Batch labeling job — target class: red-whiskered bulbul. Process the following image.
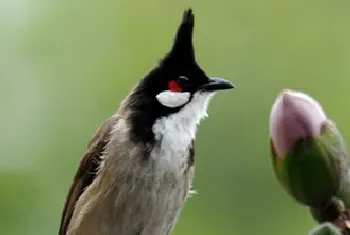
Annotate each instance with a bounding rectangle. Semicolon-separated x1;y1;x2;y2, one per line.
58;8;234;235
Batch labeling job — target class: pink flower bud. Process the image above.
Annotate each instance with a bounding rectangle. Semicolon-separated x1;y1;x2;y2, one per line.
269;90;328;157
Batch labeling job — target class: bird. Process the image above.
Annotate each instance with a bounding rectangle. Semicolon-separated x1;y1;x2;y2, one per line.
58;8;234;235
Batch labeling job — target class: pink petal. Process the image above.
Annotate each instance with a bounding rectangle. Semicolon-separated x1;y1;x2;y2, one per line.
269;90;327;157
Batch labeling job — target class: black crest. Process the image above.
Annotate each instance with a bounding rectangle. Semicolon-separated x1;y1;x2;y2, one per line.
164;8;196;65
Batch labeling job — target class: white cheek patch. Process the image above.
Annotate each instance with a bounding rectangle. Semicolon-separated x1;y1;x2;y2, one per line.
156;91;191;108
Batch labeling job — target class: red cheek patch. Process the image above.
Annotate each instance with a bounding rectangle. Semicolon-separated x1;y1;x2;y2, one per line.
168;80;182;92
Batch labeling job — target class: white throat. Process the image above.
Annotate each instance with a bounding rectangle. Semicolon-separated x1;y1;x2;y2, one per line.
151;92;215;166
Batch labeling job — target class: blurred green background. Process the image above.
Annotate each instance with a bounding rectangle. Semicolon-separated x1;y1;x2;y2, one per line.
1;0;350;234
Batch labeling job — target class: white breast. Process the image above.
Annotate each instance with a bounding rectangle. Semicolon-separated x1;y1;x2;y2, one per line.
89;92;216;235
151;92;214;169
136;92;214;235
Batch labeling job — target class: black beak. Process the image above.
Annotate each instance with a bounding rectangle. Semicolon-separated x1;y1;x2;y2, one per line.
200;77;235;92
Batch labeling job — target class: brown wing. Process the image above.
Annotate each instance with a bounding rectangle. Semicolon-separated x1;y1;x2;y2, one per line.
58;116;118;235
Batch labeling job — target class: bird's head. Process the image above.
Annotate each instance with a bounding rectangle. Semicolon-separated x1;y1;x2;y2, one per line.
125;8;234;142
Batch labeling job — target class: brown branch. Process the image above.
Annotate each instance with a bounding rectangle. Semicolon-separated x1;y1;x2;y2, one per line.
322;198;350;235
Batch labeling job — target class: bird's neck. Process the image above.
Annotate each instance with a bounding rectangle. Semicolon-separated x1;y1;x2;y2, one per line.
122;90;214;144
152;92;214;141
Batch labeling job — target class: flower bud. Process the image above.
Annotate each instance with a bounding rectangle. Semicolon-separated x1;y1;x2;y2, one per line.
269;90;347;208
269;90;327;157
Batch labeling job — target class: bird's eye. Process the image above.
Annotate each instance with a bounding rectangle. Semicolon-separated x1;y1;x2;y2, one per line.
178;76;190;85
